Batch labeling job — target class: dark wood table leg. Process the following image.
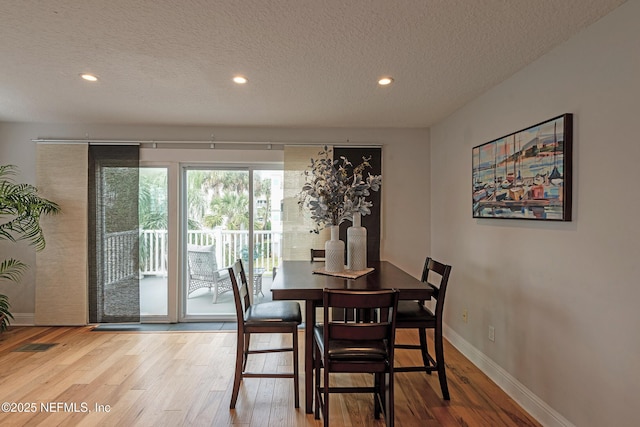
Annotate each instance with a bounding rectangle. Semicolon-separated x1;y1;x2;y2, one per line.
305;299;315;414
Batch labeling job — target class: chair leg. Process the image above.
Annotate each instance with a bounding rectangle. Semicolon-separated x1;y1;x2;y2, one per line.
314;341;321;419
292;327;300;408
386;371;394;427
434;326;450;400
418;328;432;375
374;372;382;419
242;333;251;372
230;331;244;409
213;282;219;303
323;357;330;427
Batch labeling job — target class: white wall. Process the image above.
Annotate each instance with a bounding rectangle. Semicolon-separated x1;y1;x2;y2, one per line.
0;124;429;316
430;2;640;426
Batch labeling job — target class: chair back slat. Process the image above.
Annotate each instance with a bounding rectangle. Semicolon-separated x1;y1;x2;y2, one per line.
329;322;391;341
322;289;399;356
310;249;326;261
229;260;251;326
326;290;396;310
422;257;452;319
411;257;453;320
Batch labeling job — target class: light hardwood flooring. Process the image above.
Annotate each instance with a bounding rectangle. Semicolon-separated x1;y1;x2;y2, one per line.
0;326;541;426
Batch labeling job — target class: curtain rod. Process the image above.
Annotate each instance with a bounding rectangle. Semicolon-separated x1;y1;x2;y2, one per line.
31;138;382;147
32;138;267;145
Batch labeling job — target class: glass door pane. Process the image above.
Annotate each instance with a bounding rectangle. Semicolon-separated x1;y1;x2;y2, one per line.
252;170;283;303
185;168;249;318
139;167;168;317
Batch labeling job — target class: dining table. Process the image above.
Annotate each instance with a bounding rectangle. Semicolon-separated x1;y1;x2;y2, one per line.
270;260;434;414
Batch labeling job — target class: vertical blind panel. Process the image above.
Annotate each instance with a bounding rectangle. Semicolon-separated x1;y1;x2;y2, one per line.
334;147;382;262
282;145;329;260
88;145;140;323
35;143;89;325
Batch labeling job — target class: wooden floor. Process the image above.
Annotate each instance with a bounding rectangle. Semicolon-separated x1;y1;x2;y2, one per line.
0;326;541;427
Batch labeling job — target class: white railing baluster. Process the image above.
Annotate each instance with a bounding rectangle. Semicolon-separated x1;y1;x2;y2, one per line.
135;229;281;277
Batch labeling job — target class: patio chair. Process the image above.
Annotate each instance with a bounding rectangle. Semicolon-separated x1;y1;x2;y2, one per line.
252;268;265;298
187;245;233;303
241;247;265;298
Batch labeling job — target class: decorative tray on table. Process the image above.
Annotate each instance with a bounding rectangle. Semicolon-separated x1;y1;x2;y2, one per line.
312;267;375;279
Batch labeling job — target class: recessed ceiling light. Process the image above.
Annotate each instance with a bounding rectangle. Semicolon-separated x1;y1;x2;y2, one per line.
378;77;393;86
81;73;98;82
233;75;248;84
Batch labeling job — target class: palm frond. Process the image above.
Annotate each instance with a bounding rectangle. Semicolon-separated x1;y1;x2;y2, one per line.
0;166;60;251
0;164;18;181
0;294;14;332
0;259;28;283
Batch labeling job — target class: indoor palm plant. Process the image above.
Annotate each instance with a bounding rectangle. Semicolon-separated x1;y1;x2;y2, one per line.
0;165;60;332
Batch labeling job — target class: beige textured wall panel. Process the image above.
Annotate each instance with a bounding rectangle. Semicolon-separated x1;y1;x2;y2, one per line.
283;146;328;261
35;143;88;325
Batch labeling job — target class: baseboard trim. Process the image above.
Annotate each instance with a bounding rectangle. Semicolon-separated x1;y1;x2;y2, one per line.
444;325;574;427
10;313;35;326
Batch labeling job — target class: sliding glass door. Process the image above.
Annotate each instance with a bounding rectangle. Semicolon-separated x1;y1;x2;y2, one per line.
139;167;169;317
183;166;282;320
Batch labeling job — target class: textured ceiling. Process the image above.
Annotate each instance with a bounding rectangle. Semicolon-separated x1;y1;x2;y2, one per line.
0;0;626;128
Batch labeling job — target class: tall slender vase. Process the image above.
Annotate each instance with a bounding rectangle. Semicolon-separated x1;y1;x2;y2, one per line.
347;213;367;271
324;225;345;273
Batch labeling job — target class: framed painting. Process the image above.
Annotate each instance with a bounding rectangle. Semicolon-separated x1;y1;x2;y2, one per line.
472;113;573;221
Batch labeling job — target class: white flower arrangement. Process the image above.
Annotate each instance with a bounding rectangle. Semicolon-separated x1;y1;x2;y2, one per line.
298;146;382;233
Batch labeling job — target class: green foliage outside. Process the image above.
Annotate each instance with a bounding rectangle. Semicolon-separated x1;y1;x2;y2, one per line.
138;169;278;270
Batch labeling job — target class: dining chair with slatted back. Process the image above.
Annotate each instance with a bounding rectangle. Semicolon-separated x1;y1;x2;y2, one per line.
310;248;326;261
394;257;452;400
314;288;399;427
228;259;302;409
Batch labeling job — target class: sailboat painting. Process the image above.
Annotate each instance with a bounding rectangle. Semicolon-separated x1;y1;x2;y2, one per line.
472;113;573;221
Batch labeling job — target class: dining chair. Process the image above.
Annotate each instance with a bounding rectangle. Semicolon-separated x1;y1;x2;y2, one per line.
314;289;399;427
310;248;326;261
228;259;302;409
394;257;452;400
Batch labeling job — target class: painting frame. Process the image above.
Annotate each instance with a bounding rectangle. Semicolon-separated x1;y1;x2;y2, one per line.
472;113;573;221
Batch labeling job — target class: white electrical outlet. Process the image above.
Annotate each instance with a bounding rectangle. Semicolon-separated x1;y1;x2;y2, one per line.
488;326;495;342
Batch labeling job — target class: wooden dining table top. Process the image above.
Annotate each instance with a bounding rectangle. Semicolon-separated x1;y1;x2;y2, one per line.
271;260;433;301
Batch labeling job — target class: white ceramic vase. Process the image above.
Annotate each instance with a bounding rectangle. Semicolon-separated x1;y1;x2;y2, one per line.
324;225;345;273
347;213;367;271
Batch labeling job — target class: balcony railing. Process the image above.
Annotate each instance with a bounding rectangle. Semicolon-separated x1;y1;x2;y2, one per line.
139;229;282;276
104;230;139;285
